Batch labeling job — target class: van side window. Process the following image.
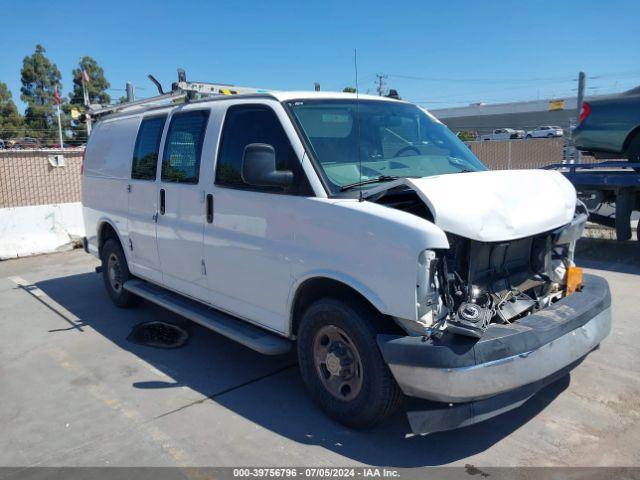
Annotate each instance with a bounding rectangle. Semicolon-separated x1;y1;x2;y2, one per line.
216;105;299;191
161;110;209;184
131;116;166;180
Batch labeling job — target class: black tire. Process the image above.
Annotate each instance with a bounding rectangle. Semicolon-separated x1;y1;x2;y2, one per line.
615;188;634;242
101;239;140;308
526;134;532;139
297;297;403;429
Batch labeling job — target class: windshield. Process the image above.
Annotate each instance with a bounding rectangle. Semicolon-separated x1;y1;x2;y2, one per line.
286;99;486;194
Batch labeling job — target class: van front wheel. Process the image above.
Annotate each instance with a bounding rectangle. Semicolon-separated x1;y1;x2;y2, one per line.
101;239;139;308
297;297;402;429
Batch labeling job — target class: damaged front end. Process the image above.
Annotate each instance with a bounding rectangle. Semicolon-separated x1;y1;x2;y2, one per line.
387;194;589;340
369;171;610;434
364;169;590;339
425;202;587;339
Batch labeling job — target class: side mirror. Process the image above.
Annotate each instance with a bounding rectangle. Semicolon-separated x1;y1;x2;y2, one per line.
241;143;293;188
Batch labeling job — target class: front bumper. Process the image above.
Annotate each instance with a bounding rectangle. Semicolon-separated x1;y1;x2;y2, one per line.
377;274;611;432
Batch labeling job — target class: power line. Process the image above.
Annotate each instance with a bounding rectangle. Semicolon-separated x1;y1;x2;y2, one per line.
387;70;640;85
391;74;570;85
108;86;147;92
407;79;640;108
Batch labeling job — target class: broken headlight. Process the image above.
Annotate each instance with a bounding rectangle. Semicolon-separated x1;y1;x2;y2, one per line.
395;250;447;336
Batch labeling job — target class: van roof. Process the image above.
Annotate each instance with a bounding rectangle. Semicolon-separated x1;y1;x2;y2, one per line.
270;91;402;102
100;90;406;121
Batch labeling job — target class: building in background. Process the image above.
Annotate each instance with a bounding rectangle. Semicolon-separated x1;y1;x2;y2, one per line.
430;96;604;137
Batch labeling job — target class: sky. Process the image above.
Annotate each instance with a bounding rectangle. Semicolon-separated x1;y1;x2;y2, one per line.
2;0;639;113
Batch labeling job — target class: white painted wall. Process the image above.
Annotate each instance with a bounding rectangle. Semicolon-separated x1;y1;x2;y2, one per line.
0;202;85;260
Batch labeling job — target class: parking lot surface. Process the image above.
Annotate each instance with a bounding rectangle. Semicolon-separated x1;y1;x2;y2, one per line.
1;239;639;468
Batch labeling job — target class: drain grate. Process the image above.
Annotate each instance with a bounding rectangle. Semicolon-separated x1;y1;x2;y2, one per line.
128;321;189;349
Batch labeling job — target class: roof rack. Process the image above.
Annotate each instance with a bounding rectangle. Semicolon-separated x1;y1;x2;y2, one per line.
87;69;274;119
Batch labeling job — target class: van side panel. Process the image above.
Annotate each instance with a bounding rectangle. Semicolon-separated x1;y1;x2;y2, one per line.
82;116;141;259
84;117;140;179
286;198;449;331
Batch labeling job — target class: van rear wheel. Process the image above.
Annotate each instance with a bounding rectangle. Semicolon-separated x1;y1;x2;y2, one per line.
297;297;403;429
101;239;139;308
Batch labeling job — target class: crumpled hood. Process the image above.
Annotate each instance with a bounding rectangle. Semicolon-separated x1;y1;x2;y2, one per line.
367;169;577;242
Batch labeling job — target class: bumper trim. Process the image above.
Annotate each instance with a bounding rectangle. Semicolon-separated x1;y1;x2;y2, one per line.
389;307;610;403
405;357;580;435
378;274;611;403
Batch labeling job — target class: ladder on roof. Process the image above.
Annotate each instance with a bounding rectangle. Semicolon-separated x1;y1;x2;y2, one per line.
87;69;273;119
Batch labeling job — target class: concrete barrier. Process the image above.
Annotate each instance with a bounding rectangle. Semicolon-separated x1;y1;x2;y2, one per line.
0;202;84;259
0;150;85;259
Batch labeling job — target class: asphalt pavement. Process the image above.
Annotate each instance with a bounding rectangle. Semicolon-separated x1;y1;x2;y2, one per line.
1;239;639;468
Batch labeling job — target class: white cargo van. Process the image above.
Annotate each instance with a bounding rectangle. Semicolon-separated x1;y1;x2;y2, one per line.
82;88;611;434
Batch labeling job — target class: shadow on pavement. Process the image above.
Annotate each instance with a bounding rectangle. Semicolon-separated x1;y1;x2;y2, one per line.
36;272;570;468
576;237;640;274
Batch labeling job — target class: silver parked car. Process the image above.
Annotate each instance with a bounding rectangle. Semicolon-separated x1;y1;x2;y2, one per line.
526;125;564;138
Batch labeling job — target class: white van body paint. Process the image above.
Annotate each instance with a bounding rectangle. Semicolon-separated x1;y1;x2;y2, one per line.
82;91;576;336
284;196;449;329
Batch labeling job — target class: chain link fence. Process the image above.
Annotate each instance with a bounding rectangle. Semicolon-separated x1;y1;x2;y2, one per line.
467;138;599;170
0;149;83;208
0;141;608;210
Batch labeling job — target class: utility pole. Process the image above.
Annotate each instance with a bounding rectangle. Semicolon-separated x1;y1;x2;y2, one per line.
55;95;64;150
570;71;586;163
80;65;92;136
375;74;388;96
576;71;586;125
126;82;135;102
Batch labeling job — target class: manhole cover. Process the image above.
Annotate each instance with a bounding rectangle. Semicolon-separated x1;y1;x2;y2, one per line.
128;321;189;349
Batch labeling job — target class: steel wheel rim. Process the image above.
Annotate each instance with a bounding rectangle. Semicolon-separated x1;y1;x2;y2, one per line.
107;253;123;292
312;324;363;402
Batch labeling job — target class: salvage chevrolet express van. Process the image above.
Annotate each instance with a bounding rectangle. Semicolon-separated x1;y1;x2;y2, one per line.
82;91;611;434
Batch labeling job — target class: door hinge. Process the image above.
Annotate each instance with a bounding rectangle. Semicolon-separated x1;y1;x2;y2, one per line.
127;184;132;193
201;259;207;276
129;238;134;251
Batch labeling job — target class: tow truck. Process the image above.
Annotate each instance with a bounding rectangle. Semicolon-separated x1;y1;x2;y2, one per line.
544;160;640;242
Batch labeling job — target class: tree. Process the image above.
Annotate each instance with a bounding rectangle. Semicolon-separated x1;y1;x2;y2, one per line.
20;44;67;142
69;56;110;106
456;131;478;142
0;82;25;139
67;56;111;140
343;87;357;93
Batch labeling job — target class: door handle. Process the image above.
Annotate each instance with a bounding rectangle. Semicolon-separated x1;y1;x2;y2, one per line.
159;189;166;215
206;194;214;223
152;212;158;223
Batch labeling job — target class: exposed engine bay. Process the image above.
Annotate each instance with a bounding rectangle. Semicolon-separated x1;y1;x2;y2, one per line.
372;186;588;339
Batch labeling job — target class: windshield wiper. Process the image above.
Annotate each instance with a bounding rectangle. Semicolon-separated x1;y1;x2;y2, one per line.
340;175;401;191
442;169;473;175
